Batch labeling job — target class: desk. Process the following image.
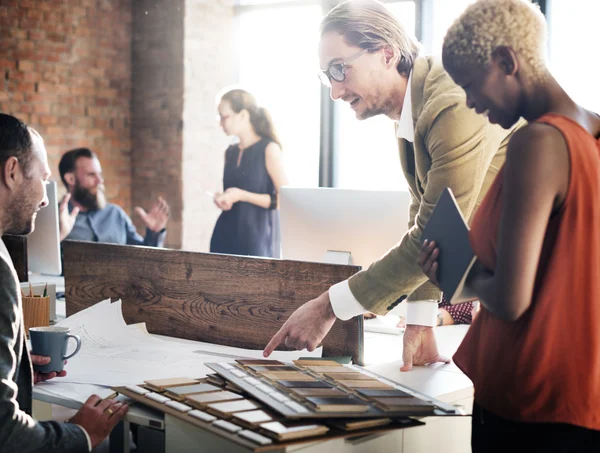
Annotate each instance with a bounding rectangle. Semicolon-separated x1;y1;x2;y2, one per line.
33;318;473;452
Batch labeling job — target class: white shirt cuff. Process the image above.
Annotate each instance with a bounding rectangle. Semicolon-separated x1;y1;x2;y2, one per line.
329;280;367;321
75;424;93;452
406;300;438;327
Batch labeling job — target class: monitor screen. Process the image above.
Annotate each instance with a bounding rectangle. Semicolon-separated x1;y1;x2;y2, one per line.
27;180;62;276
280;187;411;270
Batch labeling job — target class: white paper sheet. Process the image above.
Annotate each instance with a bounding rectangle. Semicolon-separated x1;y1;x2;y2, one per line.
52;300;322;387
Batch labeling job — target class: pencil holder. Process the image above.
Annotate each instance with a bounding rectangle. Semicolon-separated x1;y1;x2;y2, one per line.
22;296;50;338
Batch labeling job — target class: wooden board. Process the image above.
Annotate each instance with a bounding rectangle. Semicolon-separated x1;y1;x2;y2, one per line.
63;241;365;364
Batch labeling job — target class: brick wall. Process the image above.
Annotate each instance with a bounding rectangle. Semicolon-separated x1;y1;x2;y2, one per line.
0;0;132;208
131;0;185;249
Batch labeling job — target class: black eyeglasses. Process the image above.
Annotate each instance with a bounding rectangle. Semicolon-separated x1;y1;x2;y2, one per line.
318;48;370;87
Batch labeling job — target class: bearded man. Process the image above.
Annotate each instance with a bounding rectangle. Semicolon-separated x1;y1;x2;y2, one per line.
58;148;169;246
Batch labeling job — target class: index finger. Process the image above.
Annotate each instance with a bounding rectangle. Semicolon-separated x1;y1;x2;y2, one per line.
263;325;288;357
59;193;71;210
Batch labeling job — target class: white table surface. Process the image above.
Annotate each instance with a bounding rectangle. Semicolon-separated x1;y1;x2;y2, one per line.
31;280;473;427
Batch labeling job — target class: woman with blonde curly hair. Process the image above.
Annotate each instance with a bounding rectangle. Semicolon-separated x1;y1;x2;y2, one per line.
419;0;600;450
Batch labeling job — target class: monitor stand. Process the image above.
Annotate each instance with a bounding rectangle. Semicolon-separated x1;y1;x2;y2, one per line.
322;250;352;266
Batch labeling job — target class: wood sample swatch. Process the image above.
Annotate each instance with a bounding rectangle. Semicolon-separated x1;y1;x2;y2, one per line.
236;359;285;366
144;377;199;392
338;380;394;389
262;371;315;381
324;372;372;381
164;383;220;401
293;360;343;367
305;397;369;413
231;409;279;429
185;390;244;408
260;421;329;441
277;380;333;389
356;388;413;398
289;388;347;397
328;418;392;431
248;365;299;373
206;399;261;418
373;397;435;414
306;366;358;374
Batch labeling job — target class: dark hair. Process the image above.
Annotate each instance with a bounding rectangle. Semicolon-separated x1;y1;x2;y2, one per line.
0;113;34;176
58;147;98;188
220;89;282;148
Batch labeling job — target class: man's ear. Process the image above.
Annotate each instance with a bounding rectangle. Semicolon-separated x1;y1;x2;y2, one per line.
493;46;519;76
2;156;21;190
64;172;76;188
382;46;397;67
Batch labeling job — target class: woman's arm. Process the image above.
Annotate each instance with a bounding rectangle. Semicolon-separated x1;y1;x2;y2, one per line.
468;124;569;321
218;142;289;209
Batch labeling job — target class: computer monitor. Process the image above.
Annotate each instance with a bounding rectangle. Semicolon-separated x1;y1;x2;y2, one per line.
280;187;411;270
27;180;62;276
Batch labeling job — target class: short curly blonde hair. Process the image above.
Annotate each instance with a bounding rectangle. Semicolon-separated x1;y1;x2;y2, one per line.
442;0;548;81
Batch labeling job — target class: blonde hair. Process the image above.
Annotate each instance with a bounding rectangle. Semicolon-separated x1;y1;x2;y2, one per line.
443;0;548;81
220;88;281;149
320;0;420;77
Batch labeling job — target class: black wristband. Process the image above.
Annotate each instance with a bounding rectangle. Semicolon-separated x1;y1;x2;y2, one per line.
269;192;277;209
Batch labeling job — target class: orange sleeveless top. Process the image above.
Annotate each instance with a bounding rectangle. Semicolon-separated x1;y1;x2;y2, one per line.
454;113;600;430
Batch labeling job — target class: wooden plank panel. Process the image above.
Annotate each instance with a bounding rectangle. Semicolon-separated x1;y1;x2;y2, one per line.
63;241;364;365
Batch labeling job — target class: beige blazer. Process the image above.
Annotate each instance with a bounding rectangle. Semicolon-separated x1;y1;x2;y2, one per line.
348;56;524;314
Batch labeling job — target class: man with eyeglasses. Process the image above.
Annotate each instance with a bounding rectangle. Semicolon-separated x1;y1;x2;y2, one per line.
264;0;523;370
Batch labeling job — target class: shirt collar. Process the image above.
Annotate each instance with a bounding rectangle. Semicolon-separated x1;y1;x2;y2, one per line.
0;238;12;268
396;71;414;142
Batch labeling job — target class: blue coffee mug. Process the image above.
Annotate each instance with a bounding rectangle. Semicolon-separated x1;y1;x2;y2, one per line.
29;326;82;373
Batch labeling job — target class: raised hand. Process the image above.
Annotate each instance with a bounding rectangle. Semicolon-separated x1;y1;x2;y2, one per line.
69;395;128;448
134;196;170;232
58;193;80;241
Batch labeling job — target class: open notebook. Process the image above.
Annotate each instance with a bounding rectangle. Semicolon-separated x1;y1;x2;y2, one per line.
421;188;477;304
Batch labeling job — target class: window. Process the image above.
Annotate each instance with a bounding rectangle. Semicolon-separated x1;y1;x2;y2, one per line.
236;4;322;187
333;1;416;191
546;0;600;113
421;0;476;55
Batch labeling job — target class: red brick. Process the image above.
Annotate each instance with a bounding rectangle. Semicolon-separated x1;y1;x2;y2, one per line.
33;103;51;115
17;60;34;71
39;115;58;126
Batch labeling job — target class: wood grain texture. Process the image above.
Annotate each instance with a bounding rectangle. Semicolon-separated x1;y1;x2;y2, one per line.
63;241;365;364
2;234;28;282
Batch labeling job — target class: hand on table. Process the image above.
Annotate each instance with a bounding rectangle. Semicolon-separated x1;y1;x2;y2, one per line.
263;291;336;356
69;395;128;448
401;325;450;371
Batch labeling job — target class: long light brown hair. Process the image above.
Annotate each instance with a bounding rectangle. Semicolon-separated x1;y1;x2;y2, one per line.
220;89;282;148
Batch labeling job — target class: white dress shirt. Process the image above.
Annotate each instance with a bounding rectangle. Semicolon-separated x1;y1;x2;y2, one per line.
329;73;438;327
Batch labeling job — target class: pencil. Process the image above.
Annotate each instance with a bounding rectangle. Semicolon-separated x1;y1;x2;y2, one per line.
29;282;33;297
103;392;118;401
43;283;48;298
